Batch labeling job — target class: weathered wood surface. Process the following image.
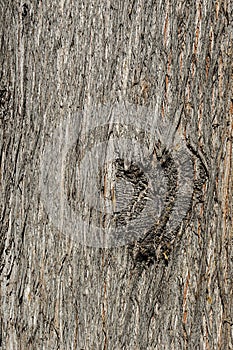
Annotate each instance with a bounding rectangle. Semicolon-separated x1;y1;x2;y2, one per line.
0;1;232;349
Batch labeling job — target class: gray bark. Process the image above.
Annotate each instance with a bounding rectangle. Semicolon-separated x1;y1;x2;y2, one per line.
0;0;232;349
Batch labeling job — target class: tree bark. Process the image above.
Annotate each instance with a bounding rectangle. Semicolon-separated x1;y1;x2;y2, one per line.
0;0;232;349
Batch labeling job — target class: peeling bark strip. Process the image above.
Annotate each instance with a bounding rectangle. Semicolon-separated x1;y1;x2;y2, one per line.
0;0;232;349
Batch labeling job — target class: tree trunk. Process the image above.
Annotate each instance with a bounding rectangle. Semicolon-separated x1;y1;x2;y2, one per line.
0;1;232;349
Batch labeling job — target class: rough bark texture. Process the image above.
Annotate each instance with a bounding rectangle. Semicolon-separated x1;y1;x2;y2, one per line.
0;0;232;349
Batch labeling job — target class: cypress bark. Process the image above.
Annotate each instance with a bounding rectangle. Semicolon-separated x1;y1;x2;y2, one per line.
0;1;232;349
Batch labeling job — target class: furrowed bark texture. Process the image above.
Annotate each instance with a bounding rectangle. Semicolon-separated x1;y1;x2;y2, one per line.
0;1;232;349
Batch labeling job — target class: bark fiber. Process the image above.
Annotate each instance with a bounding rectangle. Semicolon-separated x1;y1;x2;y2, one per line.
0;0;232;349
